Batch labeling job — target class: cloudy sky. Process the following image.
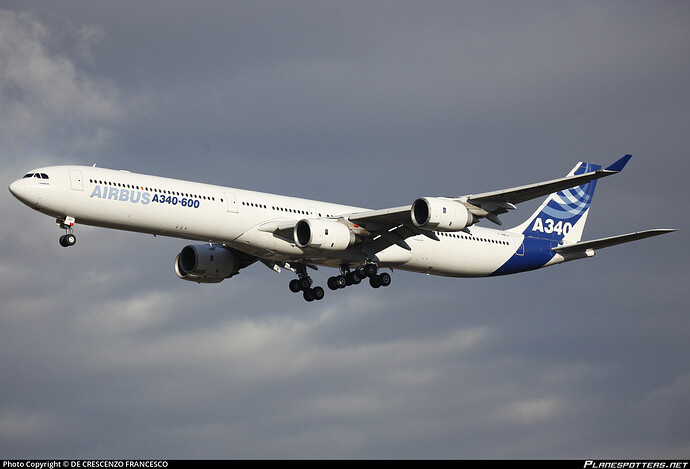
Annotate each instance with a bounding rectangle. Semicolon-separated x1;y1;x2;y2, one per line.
1;0;688;459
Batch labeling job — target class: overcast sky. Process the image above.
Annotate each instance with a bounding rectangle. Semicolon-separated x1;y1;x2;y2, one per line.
1;0;688;459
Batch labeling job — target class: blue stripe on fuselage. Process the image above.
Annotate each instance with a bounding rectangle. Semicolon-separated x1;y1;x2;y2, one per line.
490;236;555;276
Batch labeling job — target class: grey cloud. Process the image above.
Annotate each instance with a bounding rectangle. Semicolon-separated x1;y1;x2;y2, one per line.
0;9;124;158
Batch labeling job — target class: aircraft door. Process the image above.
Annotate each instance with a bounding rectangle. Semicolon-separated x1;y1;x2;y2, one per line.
225;192;238;213
68;169;83;191
516;242;525;256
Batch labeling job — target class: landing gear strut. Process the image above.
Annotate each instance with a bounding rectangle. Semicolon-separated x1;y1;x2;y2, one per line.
288;264;324;302
57;217;76;247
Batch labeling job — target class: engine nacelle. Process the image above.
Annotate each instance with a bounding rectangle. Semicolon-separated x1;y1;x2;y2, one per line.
174;244;239;283
411;197;475;232
294;219;356;251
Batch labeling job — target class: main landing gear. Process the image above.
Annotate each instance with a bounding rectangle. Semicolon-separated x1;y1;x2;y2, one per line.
57;216;76;247
326;264;392;291
289;263;392;302
288;265;325;302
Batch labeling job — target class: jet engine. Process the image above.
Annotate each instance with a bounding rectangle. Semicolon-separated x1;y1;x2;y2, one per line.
294;219;356;251
411;197;476;232
174;244;239;283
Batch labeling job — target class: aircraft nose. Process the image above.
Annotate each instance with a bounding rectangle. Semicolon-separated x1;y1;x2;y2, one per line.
8;179;24;199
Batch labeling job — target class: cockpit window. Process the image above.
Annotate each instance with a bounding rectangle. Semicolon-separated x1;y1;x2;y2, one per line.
22;172;49;179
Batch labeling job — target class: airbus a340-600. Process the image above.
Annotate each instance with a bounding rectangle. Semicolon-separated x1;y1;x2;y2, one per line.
9;154;675;301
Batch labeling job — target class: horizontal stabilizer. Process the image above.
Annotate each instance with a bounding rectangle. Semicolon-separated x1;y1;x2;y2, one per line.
604;154;632;172
553;229;676;253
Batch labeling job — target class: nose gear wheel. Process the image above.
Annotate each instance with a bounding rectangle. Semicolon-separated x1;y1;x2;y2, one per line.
56;217;77;247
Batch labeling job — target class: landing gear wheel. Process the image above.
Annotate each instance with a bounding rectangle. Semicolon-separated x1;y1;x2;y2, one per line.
303;289;315;302
298;277;311;291
327;276;339;290
312;286;325;301
289;279;301;293
336;275;347;289
302;287;324;302
369;276;382;288
346;272;361;285
378;272;391;287
59;233;76;247
363;264;378;278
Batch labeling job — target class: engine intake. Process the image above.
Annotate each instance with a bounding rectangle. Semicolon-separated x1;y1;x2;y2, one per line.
175;244;239;283
294;219;355;251
411;197;475;232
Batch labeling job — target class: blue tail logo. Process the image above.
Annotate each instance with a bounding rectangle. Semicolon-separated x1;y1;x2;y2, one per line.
521;162;601;243
492;161;602;276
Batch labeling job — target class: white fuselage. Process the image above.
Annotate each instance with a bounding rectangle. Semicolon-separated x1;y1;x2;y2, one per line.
10;165;530;277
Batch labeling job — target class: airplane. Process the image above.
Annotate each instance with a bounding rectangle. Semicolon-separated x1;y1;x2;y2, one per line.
8;154;676;302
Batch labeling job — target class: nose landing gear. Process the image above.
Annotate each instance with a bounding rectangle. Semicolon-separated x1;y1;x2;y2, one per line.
57;216;76;247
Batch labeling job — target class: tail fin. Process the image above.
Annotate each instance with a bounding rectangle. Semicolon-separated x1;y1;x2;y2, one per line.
511;162;602;244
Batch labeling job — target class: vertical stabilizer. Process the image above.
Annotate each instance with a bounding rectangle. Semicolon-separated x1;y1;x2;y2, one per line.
510;162;601;244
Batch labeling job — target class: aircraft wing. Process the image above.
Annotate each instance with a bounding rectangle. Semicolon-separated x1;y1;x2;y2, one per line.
259;155;637;253
344;154;633;232
345;205;411;230
344;206;433;251
459;154;632;224
553;229;676;254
